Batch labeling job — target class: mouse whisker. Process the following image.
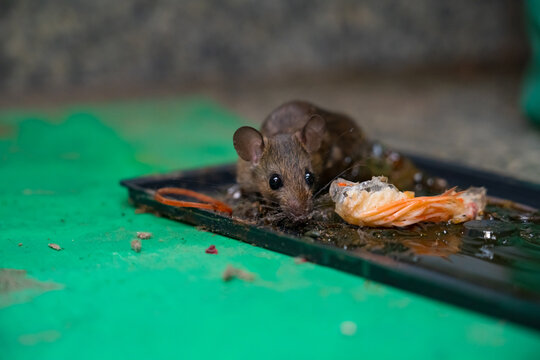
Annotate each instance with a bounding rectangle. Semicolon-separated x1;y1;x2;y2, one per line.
264;212;287;223
312;202;331;209
313;162;367;198
260;205;279;211
247;194;281;208
259;199;281;207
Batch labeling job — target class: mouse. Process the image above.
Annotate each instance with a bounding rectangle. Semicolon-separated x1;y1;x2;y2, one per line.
232;100;420;221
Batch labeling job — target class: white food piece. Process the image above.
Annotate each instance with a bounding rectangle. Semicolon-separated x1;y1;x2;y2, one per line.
330;176;486;227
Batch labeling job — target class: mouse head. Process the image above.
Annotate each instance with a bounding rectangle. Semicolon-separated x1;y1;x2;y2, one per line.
233;115;326;220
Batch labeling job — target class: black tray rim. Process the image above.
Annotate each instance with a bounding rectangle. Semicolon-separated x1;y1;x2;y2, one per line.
120;158;540;331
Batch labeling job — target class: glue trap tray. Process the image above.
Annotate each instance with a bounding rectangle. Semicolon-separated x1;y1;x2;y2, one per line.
120;155;540;330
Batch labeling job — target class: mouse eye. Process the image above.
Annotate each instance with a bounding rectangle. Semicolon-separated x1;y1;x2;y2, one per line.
269;173;283;190
305;170;315;187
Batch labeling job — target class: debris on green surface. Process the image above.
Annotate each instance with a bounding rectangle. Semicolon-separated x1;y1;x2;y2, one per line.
0;99;539;360
340;321;358;336
0;269;63;308
47;243;61;251
205;245;218;254
222;265;255;282
131;239;142;253
136;232;152;240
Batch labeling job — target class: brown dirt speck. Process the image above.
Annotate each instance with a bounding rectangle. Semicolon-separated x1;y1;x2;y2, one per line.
134;205;158;215
136;232;152;240
195;225;209;232
222;265;255;282
131;239;142;253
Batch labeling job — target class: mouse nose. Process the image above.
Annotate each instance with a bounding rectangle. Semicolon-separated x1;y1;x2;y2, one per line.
284;200;312;219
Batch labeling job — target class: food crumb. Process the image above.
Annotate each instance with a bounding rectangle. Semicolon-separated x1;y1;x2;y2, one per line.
294;256;307;264
48;243;62;251
340;321;357;336
196;225;209;232
205;245;218;254
222;265;255;282
131;239;142;253
136;232;152;240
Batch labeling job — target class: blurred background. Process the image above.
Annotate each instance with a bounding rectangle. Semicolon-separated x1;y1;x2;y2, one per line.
0;0;538;181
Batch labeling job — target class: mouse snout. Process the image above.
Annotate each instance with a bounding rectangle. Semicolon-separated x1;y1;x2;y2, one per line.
283;198;313;220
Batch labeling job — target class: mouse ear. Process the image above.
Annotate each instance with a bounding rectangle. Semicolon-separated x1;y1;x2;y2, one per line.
297;115;326;153
233;126;265;164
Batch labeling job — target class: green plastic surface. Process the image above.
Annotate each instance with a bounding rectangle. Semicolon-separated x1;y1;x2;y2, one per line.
1;98;539;359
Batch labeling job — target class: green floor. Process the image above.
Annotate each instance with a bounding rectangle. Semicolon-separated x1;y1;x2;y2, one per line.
1;98;539;359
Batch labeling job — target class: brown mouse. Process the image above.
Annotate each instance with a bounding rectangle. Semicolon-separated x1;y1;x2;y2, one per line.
233;100;418;221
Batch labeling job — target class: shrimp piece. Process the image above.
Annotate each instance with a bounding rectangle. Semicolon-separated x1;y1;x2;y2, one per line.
329;177;486;227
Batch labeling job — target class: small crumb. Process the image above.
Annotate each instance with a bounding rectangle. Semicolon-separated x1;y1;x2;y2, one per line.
136;232;152;240
340;321;357;336
294;256;307;264
131;239;142;253
18;243;22;247
48;243;62;251
222;265;255;282
205;245;218;254
134;208;146;214
304;229;321;238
